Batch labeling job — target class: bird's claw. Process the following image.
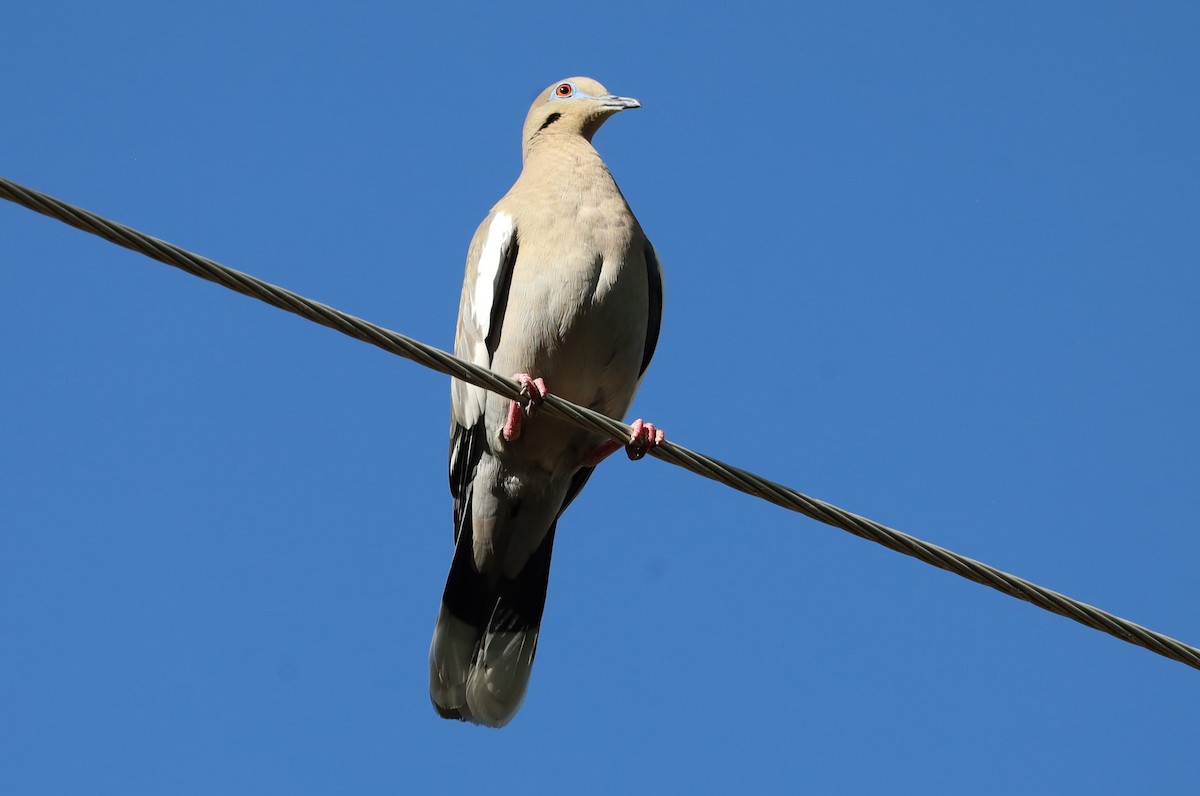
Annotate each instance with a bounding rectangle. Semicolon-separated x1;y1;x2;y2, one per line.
514;374;548;414
625;418;665;461
579;418;665;465
500;374;547;442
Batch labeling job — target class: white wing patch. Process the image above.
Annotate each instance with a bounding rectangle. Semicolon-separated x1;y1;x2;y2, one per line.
472;212;515;342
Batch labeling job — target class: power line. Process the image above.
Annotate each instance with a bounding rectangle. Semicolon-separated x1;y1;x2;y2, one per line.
3;174;1197;672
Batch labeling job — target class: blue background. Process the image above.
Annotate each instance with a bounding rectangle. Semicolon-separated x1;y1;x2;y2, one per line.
3;3;1198;793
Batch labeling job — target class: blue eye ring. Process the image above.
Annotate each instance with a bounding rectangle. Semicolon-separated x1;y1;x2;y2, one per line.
554;82;574;98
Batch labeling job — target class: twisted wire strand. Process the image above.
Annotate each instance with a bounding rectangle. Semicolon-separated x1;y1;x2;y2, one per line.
3;175;1197;671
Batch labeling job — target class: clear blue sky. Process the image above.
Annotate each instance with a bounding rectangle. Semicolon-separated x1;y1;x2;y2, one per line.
3;2;1198;793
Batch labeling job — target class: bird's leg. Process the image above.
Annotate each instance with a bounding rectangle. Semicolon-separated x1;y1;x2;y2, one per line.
500;374;548;442
580;419;665;466
626;419;665;460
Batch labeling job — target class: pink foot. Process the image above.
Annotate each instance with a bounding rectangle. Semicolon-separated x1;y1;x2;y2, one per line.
580;418;665;465
500;374;547;442
625;419;665;461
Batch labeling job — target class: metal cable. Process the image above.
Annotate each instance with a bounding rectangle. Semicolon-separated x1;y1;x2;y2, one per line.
3;174;1197;671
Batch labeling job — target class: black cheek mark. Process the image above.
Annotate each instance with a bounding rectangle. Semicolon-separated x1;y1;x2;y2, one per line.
538;112;562;131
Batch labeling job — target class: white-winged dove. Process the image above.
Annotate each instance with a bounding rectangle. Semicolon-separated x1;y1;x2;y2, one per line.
429;77;664;727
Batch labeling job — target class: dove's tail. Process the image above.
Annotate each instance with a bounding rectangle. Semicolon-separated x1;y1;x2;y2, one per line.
428;521;556;728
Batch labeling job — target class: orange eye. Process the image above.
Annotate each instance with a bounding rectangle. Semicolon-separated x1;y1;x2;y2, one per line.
555;83;573;98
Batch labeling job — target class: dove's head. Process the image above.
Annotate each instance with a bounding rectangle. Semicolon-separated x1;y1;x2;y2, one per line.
522;77;640;152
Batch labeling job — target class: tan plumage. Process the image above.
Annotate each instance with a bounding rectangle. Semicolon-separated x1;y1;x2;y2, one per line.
429;77;663;727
